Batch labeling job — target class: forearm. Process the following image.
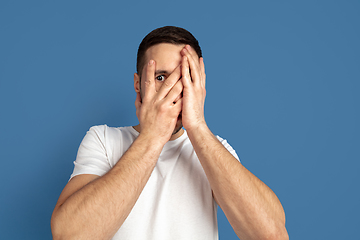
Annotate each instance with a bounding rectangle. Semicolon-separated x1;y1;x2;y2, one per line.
51;134;164;240
187;124;288;240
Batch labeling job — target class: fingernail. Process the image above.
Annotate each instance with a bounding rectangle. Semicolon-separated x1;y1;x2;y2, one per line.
186;45;191;50
149;60;154;65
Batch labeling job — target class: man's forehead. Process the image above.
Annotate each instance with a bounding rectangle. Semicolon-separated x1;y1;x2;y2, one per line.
144;43;185;63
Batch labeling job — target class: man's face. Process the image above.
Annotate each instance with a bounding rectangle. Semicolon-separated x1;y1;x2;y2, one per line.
134;43;186;135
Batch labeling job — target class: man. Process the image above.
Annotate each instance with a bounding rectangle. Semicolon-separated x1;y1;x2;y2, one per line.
51;26;288;240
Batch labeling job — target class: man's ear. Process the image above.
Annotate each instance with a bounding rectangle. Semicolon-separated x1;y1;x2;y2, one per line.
134;73;140;93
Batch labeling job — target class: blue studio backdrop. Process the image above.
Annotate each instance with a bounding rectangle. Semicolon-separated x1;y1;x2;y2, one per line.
0;1;359;239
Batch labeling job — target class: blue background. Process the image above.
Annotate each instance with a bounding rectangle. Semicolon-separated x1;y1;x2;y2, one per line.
1;1;359;239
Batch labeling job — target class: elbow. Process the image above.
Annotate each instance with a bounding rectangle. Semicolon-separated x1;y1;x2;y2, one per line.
256;216;289;240
51;217;61;240
234;220;289;240
51;210;95;240
281;232;290;240
51;211;64;240
268;208;288;240
266;222;289;240
51;221;75;240
51;210;74;240
271;229;289;240
280;224;289;240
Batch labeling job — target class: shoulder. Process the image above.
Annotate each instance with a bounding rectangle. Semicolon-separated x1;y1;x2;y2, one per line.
87;125;134;138
85;125;138;147
88;124;120;135
77;125;137;167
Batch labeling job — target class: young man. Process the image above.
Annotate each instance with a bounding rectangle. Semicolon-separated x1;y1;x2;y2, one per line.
51;26;288;240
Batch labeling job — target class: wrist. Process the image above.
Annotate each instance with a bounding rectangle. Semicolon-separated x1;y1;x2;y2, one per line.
137;131;168;149
133;124;170;148
186;121;210;138
132;133;166;161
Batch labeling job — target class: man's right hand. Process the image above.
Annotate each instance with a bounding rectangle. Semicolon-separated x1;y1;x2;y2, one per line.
135;59;183;145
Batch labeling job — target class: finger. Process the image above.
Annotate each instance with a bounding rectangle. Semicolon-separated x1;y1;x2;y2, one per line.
164;78;183;104
168;97;183;119
181;55;192;88
184;45;205;85
142;60;156;101
182;46;201;86
200;57;206;88
185;45;199;62
156;64;182;100
173;97;183;113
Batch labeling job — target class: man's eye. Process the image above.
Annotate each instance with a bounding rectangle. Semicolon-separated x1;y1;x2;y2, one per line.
156;75;165;81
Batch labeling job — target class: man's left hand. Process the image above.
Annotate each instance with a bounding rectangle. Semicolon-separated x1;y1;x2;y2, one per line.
180;45;207;132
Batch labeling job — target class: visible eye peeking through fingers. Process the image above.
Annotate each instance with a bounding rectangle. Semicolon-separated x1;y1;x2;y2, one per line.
156;75;166;82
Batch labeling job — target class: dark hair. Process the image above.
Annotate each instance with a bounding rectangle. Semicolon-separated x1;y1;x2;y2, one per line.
136;26;202;76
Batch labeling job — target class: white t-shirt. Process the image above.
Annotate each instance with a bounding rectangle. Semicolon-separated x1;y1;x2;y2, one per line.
71;125;239;240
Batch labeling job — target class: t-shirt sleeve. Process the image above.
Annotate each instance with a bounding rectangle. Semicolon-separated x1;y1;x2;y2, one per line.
216;135;241;162
70;125;112;180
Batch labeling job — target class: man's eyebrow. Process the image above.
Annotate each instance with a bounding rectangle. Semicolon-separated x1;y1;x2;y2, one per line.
155;70;169;75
